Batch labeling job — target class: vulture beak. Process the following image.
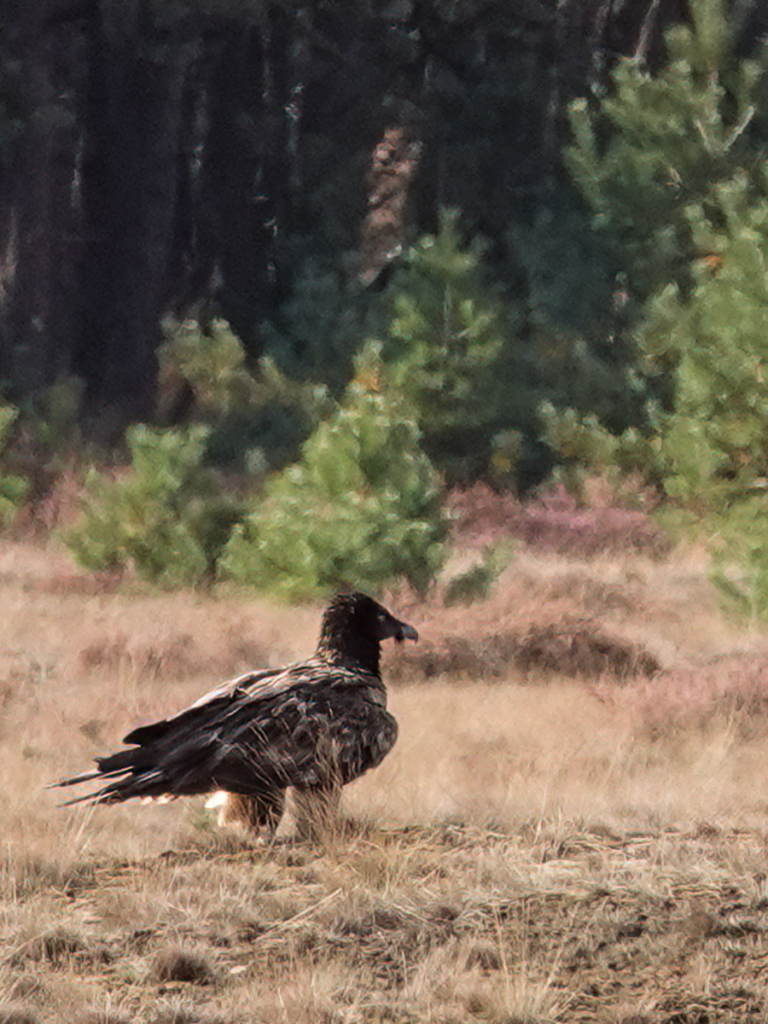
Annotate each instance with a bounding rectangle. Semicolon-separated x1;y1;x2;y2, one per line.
394;621;419;644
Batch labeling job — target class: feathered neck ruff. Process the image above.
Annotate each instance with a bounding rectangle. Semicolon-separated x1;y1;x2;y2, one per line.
316;593;384;676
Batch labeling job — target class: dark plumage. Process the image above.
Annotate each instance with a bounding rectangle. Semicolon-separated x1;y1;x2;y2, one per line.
54;592;418;837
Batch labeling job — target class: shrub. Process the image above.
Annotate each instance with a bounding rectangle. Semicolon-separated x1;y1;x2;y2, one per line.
0;404;28;526
158;317;332;473
443;541;513;606
565;0;766;302
538;400;663;497
223;352;448;600
9;377;84;507
158;317;260;418
64;425;241;585
380;209;529;485
639;172;768;506
709;499;768;619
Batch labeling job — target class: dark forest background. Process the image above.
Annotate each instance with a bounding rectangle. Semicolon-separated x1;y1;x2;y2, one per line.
5;0;768;602
1;0;705;422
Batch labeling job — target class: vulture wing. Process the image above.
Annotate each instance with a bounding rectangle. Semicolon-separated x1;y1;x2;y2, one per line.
56;664;396;805
52;591;416;828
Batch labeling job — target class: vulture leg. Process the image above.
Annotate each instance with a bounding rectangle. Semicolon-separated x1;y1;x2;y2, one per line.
220;790;286;836
291;784;342;841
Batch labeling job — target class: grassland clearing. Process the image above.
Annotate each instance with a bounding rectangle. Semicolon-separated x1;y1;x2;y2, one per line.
3;534;768;1022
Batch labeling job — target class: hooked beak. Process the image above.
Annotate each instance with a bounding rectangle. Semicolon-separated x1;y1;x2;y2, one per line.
394;621;419;644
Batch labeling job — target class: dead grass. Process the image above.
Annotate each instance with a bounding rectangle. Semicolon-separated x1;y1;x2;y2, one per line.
0;1008;40;1024
4;537;768;1020
4;821;768;1022
149;949;217;986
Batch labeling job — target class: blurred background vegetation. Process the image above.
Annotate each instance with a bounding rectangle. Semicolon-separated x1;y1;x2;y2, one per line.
3;0;768;602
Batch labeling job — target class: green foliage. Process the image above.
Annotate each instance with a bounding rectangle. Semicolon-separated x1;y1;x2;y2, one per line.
539;400;662;496
158;317;331;473
633;172;768;616
556;146;768;619
64;425;241;585
381;210;526;484
551;0;768;525
638;171;768;506
443;541;513;607
565;0;766;300
159;317;259;417
11;378;85;500
710;499;768;619
30;378;83;455
0;404;28;526
259;263;384;394
223;351;448;601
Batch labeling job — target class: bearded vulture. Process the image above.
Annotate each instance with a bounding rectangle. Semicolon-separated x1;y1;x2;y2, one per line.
54;592;418;837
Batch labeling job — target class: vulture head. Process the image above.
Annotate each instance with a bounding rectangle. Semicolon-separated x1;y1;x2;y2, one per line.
317;591;418;672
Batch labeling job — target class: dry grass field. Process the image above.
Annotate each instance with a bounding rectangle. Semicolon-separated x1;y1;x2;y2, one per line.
4;524;768;1023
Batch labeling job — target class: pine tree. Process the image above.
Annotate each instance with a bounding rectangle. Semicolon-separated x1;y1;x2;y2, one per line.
639;170;768;505
538;400;661;496
222;346;448;601
547;0;768;512
602;162;768;621
380;210;526;485
565;0;766;302
257;263;381;394
0;404;28;526
64;425;242;585
158;317;332;473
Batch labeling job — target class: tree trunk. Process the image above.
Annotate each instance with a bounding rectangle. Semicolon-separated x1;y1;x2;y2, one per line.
2;0;84;392
75;16;192;425
200;11;293;349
